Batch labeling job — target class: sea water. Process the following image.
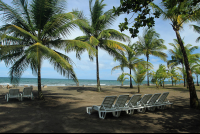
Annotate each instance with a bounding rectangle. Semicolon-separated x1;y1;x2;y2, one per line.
0;77;185;87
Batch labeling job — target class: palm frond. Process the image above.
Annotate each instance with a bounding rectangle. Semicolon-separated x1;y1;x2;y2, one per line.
0;0;32;31
9;54;30;84
111;65;125;74
59;40;96;59
0;24;39;42
98;29;130;42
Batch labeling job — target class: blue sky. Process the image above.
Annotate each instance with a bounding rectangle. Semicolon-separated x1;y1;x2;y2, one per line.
0;0;200;81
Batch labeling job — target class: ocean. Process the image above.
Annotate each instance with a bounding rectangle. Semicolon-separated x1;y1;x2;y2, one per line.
0;77;185;87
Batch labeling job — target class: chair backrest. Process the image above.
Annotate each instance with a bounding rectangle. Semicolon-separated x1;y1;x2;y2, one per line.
9;89;20;96
127;94;142;107
156;92;169;103
100;96;117;110
147;93;161;104
23;87;33;95
140;94;152;104
113;95;129;107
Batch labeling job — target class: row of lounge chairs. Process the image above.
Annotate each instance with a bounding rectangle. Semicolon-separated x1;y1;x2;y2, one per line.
5;87;34;102
86;92;173;119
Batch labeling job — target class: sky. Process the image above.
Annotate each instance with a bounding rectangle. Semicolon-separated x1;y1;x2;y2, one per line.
0;0;200;81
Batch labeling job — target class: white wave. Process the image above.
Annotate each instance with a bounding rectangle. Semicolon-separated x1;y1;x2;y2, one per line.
87;84;106;86
0;83;11;86
47;84;66;86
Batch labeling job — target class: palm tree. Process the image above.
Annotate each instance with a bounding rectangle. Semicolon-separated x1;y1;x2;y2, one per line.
75;0;131;92
111;43;147;88
136;27;167;86
131;64;147;93
0;0;94;100
169;67;183;86
193;67;200;86
150;64;169;88
167;39;200;87
150;0;200;109
117;73;129;86
191;23;200;86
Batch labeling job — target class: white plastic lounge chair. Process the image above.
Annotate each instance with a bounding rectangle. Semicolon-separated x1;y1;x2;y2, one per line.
21;87;34;101
125;94;145;114
0;85;5;89
5;89;22;102
145;93;161;111
136;94;153;113
155;92;173;109
86;96;121;119
112;94;130;117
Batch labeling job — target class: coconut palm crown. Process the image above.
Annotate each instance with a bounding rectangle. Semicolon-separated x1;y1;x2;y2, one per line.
0;0;94;99
75;0;131;92
135;27;167;86
111;43;148;88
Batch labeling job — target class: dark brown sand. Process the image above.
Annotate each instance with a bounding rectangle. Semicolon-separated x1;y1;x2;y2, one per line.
0;85;200;133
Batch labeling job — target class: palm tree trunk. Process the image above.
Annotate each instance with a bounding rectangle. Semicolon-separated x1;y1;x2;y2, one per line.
38;63;44;100
197;75;199;86
147;55;149;86
171;76;173;86
174;29;199;108
163;80;165;88
130;69;133;88
138;84;140;93
96;45;101;92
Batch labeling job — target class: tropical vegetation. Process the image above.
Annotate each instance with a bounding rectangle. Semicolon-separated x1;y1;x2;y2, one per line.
167;39;200;87
150;0;200;108
168;67;183;86
75;0;131;92
117;73;129;86
111;43;147;88
150;64;170;88
0;0;94;99
130;64;148;93
135;27;167;86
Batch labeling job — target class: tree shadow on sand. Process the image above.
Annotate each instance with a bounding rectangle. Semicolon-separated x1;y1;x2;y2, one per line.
0;89;200;133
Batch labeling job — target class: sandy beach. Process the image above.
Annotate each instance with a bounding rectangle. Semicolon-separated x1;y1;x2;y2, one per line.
0;85;200;133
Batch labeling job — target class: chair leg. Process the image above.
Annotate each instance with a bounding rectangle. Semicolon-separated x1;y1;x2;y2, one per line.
157;105;165;110
137;107;146;113
31;93;34;100
6;94;9;102
99;112;106;119
112;111;121;117
86;107;92;114
148;107;155;111
126;109;134;115
162;105;167;109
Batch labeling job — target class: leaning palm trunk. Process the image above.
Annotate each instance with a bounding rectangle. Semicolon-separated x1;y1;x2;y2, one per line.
96;46;101;92
175;30;199;108
182;64;186;87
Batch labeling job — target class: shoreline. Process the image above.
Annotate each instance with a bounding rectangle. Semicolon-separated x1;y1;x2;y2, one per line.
0;83;189;88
